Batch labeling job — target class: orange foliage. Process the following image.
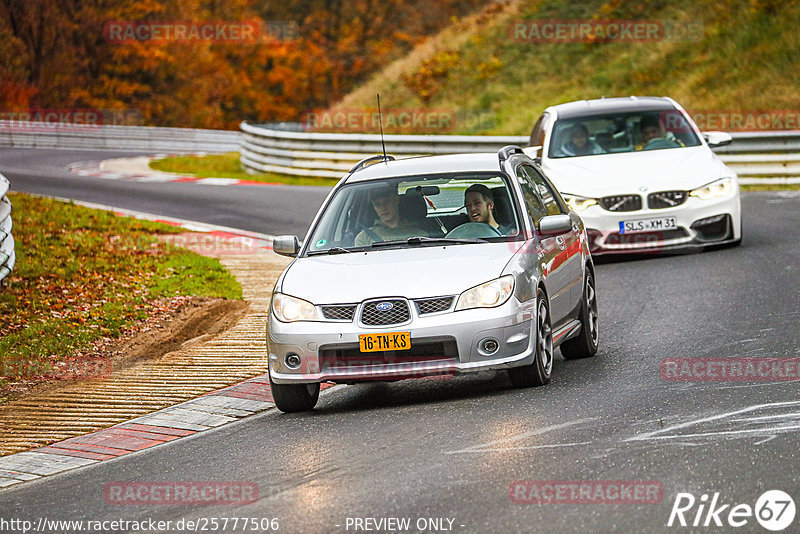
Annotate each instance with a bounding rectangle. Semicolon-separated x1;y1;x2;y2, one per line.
0;0;484;129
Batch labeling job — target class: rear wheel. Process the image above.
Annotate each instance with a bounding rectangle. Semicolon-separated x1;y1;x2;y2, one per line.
269;372;319;413
508;288;553;387
560;270;599;359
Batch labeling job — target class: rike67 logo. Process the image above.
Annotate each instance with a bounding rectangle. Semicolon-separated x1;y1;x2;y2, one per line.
668;490;796;531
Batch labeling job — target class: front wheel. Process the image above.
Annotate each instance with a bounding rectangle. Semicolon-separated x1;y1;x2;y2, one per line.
560;270;599;359
269;372;319;413
508;288;553;387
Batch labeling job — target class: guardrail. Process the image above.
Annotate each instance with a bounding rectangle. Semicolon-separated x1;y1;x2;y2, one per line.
1;120;796;182
0;122;240;153
239;122;800;183
0;173;15;283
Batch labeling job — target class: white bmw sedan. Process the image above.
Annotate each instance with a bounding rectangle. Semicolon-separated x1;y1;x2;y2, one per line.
526;96;741;254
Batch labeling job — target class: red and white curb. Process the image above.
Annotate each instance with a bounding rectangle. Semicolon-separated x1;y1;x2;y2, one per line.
0;376;335;489
69;155;280;187
0;197;310;490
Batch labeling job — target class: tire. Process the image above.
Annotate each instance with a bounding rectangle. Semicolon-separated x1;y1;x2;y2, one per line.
560;270;599;360
508;288;553;387
269;372;320;413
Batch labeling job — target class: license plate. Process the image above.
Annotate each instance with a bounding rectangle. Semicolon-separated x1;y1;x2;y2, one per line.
359;332;411;352
619;217;677;234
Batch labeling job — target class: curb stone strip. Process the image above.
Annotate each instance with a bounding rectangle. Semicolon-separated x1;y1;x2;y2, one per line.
0;196;336;490
69;157;281;187
0;376;335;489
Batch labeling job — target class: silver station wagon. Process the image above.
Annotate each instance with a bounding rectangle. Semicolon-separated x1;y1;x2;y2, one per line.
267;146;599;412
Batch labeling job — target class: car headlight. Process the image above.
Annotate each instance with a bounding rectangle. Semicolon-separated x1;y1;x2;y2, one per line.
562;193;598;211
690;178;733;200
455;275;515;311
271;293;317;322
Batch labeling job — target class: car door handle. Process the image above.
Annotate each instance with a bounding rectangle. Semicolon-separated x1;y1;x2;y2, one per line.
555;235;565;250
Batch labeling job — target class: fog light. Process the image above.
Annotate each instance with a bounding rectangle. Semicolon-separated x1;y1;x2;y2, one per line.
480;338;499;355
285;353;302;369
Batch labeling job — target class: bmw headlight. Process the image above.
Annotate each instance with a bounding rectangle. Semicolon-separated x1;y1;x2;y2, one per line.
690;178;733;200
455;275;515;311
562;193;598;212
271;293;317;322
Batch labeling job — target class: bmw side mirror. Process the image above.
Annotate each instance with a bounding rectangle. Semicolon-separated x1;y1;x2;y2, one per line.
703;131;732;148
538;214;572;235
522;146;542;160
273;235;300;257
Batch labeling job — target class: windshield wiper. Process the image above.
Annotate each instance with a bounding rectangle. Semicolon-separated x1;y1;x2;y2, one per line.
307;247;355;255
407;236;487;245
370;236;486;248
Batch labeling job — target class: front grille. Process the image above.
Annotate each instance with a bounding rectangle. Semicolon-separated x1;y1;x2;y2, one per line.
361;299;410;325
320;305;357;321
415;296;454;315
648;190;688;209
604;228;689;246
599;194;642;212
319;338;459;370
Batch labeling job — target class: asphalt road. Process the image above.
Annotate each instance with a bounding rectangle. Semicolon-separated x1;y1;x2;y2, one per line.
0;148;330;236
1;148;799;533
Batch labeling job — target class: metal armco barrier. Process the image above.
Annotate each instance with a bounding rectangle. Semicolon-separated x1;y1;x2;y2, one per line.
239;122;800;183
0;122;240;153
0;174;15;283
0;120;796;182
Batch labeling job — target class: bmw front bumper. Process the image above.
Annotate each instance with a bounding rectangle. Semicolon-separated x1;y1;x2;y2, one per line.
578;193;741;255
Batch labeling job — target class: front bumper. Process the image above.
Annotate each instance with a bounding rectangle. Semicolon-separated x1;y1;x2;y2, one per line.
268;298;536;384
578;193;741;255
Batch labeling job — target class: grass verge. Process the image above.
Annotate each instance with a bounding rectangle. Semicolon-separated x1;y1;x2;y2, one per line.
740;183;800;191
337;1;800;136
150;153;339;186
0;194;242;386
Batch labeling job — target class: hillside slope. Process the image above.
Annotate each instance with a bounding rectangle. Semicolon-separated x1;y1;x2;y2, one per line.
334;0;800;135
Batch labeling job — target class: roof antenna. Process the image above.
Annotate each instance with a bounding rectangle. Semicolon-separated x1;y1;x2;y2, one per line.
377;93;387;162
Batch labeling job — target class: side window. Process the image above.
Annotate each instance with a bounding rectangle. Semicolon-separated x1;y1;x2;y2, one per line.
515;166;548;224
521;165;564;217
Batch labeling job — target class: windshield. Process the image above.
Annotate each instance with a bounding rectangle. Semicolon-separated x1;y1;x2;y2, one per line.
548;109;702;158
304;172;521;255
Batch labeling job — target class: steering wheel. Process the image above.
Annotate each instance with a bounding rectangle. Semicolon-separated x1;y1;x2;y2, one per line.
445;222;502;239
644;137;680;150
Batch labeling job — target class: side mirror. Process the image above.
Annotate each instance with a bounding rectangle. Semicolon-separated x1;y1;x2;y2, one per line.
522;146;542;159
272;235;300;257
538;214;572;235
703;131;732;148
